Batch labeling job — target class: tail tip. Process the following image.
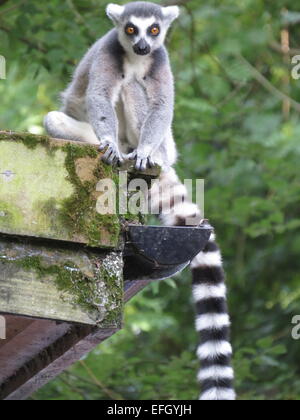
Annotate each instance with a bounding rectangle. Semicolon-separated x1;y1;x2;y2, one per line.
200;388;236;401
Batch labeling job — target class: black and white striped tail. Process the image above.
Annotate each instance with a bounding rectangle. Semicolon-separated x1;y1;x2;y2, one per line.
191;233;235;400
150;169;235;401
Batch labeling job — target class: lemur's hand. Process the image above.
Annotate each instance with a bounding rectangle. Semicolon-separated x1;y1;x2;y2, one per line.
99;139;123;167
126;150;157;172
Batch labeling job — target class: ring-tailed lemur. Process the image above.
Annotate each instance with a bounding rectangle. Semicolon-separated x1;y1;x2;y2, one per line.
44;1;235;401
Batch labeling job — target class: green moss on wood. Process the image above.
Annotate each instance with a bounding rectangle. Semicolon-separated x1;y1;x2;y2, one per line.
60;143;121;247
0;250;123;320
0;131;50;150
0;200;23;226
0;132;121;248
12;255;100;313
0;131;160;247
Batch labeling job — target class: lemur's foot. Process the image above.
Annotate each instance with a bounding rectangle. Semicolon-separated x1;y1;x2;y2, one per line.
126;151;157;172
99;140;123;166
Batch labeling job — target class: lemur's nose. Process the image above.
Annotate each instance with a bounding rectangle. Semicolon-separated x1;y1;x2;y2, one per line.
133;39;151;56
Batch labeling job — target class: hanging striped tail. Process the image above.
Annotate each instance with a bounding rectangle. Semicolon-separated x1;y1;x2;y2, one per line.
191;233;235;400
150;168;236;400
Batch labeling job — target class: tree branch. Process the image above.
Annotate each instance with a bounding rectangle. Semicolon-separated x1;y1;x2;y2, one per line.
66;0;96;38
79;360;125;401
238;54;300;113
0;0;26;17
270;41;300;56
0;23;76;67
0;23;47;53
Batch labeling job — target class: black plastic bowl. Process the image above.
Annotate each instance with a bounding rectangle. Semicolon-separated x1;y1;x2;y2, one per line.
124;224;212;281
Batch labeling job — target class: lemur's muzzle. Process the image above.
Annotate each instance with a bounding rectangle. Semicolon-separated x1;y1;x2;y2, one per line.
133;39;151;56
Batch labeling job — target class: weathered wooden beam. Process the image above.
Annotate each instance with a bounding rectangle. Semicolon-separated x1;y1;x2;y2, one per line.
0;131;162;325
0;236;124;325
0;281;150;401
0;131;126;325
0;316;71;388
0;131;160;400
0;131;120;248
0;315;33;351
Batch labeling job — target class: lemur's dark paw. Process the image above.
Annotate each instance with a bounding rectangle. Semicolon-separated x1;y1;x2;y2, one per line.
147;157;156;168
135;157;151;172
124;151;158;171
125;150;137;161
99;141;123;166
136;156;160;171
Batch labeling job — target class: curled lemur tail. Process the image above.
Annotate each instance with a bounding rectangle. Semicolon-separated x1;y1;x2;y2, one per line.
150;169;236;401
44;112;100;145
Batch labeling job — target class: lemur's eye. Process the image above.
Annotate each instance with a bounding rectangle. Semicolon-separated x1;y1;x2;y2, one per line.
126;26;136;36
150;26;160;36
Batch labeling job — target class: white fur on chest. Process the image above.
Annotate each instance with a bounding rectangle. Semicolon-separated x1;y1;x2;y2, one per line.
115;56;152;149
122;56;152;84
111;56;151;107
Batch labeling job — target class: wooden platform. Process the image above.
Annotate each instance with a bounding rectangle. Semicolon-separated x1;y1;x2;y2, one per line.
0;131;158;400
0;280;150;400
0;131;121;248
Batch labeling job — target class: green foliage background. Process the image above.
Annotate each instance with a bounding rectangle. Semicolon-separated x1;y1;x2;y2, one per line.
1;0;300;400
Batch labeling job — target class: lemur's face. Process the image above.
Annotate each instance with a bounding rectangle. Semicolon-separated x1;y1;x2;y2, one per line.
122;16;164;56
106;2;179;57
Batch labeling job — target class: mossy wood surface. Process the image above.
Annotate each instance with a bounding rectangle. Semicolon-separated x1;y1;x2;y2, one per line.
0;131;120;248
0;238;123;325
0;131;162;327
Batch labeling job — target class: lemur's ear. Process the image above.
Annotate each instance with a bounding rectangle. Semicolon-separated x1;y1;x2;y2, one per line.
106;4;125;24
162;6;180;24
